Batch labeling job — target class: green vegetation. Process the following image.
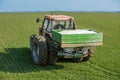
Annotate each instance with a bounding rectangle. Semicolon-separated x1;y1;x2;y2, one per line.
0;12;120;80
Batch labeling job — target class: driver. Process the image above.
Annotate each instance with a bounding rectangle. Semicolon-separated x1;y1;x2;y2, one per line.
54;21;65;29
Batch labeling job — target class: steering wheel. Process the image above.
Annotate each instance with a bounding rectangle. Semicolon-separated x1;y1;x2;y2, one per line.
54;24;65;30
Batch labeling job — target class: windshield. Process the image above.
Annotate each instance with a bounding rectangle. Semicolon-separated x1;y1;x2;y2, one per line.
53;20;74;30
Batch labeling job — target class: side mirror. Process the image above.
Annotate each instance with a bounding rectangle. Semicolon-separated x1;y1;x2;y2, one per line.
36;18;40;23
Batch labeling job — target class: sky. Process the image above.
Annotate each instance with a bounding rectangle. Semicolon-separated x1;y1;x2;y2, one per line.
0;0;120;12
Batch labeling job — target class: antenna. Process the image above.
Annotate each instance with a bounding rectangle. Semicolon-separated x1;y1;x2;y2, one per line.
51;12;53;15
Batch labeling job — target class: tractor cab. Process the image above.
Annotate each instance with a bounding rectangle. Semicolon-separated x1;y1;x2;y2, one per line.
40;15;76;34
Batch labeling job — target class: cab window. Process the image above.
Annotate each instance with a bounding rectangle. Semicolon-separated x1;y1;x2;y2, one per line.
53;20;74;29
43;19;48;30
46;20;52;32
43;19;52;32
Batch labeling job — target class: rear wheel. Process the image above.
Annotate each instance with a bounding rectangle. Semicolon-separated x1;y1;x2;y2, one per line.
31;36;48;65
47;40;58;64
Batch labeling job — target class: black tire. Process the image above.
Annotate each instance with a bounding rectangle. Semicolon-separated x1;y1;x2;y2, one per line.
82;54;91;61
82;47;94;61
47;40;58;64
30;34;36;51
32;36;48;65
73;55;90;62
73;58;83;62
73;47;94;62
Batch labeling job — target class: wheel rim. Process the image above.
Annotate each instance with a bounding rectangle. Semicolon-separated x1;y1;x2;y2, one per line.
32;43;39;64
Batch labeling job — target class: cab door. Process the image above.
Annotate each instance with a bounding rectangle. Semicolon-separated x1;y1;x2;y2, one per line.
41;18;52;37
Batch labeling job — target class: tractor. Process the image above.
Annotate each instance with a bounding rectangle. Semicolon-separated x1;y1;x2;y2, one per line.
30;15;103;65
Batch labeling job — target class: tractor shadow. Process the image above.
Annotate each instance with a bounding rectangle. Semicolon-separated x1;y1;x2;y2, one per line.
0;47;64;73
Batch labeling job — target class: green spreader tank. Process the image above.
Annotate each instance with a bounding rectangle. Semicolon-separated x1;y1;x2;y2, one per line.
52;29;103;47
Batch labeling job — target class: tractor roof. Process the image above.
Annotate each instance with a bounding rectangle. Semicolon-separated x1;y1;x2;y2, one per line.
45;15;74;20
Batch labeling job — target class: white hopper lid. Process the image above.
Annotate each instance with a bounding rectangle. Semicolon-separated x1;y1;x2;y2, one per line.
59;30;97;34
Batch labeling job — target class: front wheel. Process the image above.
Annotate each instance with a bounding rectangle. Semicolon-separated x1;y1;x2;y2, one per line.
30;34;37;51
31;36;48;65
82;47;94;61
73;47;94;62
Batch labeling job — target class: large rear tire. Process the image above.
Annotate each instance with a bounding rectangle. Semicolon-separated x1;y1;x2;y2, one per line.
31;36;48;65
47;40;58;64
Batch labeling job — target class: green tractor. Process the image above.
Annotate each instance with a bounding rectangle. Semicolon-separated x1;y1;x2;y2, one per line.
30;15;103;65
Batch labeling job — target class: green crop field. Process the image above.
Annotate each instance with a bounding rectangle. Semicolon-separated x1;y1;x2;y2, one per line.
0;12;120;80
